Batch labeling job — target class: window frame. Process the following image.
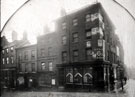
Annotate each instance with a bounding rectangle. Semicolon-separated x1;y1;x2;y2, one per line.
10;47;14;52
72;32;79;43
49;62;53;71
11;56;14;64
24;51;28;60
85;14;91;22
31;50;35;60
6;57;9;64
41;62;46;70
73;18;78;26
6;48;9;53
86;30;92;39
40;48;45;57
73;50;79;62
62;22;66;29
31;63;36;72
85;48;93;60
62;51;67;63
62;35;67;45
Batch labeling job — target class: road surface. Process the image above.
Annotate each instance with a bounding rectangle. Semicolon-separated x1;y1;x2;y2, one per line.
1;79;135;97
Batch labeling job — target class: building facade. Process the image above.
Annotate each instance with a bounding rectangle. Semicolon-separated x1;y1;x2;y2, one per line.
36;33;60;89
1;3;126;92
16;44;37;89
1;40;30;89
54;3;125;91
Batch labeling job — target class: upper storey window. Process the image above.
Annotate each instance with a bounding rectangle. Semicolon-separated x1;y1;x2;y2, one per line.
2;58;5;64
72;32;78;43
116;46;120;56
2;50;4;54
91;13;103;22
31;50;35;60
86;30;91;39
62;35;67;45
24;51;28;60
6;48;9;53
91;27;103;36
62;22;66;29
10;47;14;52
86;14;91;22
41;49;45;57
73;18;78;26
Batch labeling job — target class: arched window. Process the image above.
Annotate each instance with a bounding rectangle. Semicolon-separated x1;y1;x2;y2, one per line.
83;73;93;84
66;73;73;83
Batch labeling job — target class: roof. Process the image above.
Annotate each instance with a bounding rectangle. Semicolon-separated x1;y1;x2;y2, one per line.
55;2;115;30
2;39;30;49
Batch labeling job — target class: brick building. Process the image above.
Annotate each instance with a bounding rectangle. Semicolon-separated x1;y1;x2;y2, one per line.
54;3;125;91
1;31;30;90
1;3;125;92
1;41;30;89
16;44;37;89
36;33;60;89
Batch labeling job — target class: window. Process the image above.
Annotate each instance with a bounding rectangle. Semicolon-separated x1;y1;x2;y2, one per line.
6;57;9;64
48;47;52;56
91;27;98;35
62;36;67;45
41;49;45;57
86;30;91;39
19;64;23;72
74;68;82;84
25;64;29;72
10;47;14;52
98;39;103;47
24;51;28;60
73;50;79;62
86;14;91;22
66;68;73;83
41;62;45;70
99;13;103;22
18;53;22;61
62;22;66;29
2;50;4;54
2;58;5;64
86;41;91;48
72;32;78;43
91;13;103;21
91;27;103;36
31;50;35;60
11;57;13;64
6;48;9;53
31;63;36;72
116;46;119;56
91;13;98;21
62;51;67;63
49;62;53;71
83;68;93;84
73;18;78;26
86;48;92;60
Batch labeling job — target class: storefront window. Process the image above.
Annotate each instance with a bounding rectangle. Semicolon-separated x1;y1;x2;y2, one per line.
66;68;73;83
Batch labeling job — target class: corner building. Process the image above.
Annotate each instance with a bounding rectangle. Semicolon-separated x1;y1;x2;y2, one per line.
55;3;124;91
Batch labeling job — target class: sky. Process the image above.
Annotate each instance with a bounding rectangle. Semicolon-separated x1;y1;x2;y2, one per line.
1;0;135;67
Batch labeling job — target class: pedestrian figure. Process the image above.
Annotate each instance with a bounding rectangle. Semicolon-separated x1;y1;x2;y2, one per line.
124;77;127;84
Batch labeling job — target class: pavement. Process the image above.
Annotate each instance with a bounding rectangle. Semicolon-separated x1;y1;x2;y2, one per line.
1;79;135;97
1;91;127;97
